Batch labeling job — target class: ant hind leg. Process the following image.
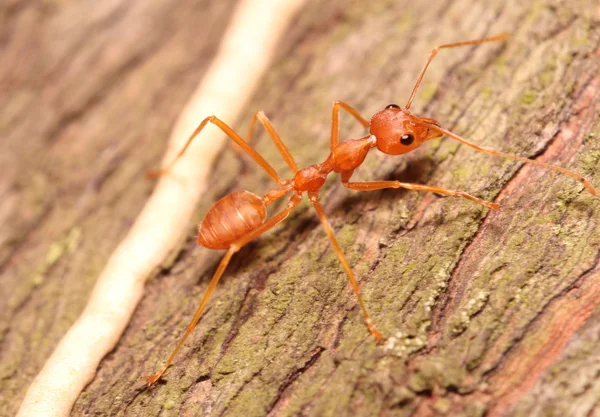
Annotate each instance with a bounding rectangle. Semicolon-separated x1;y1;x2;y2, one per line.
147;116;282;183
245;111;298;173
145;193;303;386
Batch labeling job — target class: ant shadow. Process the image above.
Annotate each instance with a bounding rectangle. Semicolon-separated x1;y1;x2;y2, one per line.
338;154;435;209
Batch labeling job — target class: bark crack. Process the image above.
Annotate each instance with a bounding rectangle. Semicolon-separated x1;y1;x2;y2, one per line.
266;346;326;414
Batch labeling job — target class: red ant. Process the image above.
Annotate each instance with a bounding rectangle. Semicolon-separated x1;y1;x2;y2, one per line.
145;33;597;385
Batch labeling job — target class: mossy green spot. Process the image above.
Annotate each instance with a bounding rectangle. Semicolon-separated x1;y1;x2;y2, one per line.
520;91;537;105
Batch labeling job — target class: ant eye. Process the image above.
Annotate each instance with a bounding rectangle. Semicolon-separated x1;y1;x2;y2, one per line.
400;134;414;145
386;104;400;109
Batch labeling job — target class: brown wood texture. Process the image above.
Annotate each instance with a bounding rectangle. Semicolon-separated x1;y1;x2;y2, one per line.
2;0;600;416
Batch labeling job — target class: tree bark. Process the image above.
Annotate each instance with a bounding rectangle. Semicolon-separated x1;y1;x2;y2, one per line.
2;1;600;417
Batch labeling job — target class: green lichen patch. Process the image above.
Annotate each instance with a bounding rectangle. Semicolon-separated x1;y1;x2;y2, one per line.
520;90;537;105
31;227;82;286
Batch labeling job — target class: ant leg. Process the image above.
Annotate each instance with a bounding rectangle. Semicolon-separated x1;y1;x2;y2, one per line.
308;191;384;343
342;173;500;210
330;101;371;149
146;193;302;386
427;125;598;196
405;33;508;110
145;246;237;386
246;111;298;173
147;116;282;184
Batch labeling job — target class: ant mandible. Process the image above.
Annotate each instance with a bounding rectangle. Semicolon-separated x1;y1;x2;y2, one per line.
145;33;597;385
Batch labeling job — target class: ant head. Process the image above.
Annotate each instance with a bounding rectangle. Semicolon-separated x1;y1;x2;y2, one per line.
370;104;442;155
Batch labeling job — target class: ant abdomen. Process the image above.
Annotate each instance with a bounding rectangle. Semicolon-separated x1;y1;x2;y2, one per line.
197;190;266;249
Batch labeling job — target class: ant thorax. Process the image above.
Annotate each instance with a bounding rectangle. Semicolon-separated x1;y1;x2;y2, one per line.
330;136;376;172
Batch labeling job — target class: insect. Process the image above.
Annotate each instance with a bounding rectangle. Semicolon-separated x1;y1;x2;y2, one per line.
145;33;597;385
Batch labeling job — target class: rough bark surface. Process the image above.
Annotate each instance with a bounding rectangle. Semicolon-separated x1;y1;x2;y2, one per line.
2;1;600;417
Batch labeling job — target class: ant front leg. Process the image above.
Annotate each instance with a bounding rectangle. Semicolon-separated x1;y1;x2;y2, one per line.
341;171;500;210
330;101;371;150
308;191;384;343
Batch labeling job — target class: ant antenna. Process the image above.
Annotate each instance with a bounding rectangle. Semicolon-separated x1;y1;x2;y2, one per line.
405;32;509;110
428;124;598;196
